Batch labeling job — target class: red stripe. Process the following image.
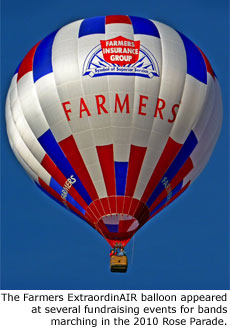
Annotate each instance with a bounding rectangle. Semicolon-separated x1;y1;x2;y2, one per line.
123;197;132;214
100;198;111;214
96;145;116;196
86;206;98;223
85;211;95;223
97;220;110;234
117;196;124;214
135;202;149;226
140;211;149;226
106;15;132;25
89;202;101;222
198;47;215;79
17;42;41;82
41;154;64;185
149;157;193;213
125;145;147;196
59;136;98;200
108;196;117;213
93;199;106;218
41;154;87;209
129;198;139;216
135;203;146;220
141;137;182;203
118;219;136;233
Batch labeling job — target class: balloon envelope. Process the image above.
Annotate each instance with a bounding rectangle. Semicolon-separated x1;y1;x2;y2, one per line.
6;15;222;247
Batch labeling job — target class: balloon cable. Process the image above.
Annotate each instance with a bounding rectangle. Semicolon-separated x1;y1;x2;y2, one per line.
131;234;135;265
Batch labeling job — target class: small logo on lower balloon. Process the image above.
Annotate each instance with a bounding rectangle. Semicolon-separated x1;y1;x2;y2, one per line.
82;36;160;79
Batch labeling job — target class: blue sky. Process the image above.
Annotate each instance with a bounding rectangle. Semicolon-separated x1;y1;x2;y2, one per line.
1;0;229;290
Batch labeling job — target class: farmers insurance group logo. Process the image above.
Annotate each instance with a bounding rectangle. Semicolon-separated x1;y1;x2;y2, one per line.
82;36;160;79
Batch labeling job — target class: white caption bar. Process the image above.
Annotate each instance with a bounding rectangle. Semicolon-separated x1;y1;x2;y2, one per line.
0;290;229;335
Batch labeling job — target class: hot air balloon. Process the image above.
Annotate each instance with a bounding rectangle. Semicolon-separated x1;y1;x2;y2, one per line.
5;15;222;272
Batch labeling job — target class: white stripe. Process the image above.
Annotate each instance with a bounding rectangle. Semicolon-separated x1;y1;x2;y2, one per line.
6;93;51;185
77;32;112;198
52;20;83;86
185;78;222;185
9;75;46;163
105;22;133;37
6;93;38;182
170;75;207;143
17;73;49;138
35;74;71;141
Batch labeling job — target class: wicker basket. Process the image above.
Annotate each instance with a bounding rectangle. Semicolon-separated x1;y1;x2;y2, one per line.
110;255;128;272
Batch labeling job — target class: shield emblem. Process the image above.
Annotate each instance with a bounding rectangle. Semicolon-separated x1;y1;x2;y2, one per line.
100;36;140;66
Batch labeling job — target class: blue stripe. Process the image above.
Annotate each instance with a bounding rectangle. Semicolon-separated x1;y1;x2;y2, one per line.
129;16;160;37
105;224;119;233
38;129;92;205
79;17;105;37
50;178;85;215
147;131;198;208
33;30;58;82
150;181;183;217
35;182;84;220
115;162;128;196
178;32;207;84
